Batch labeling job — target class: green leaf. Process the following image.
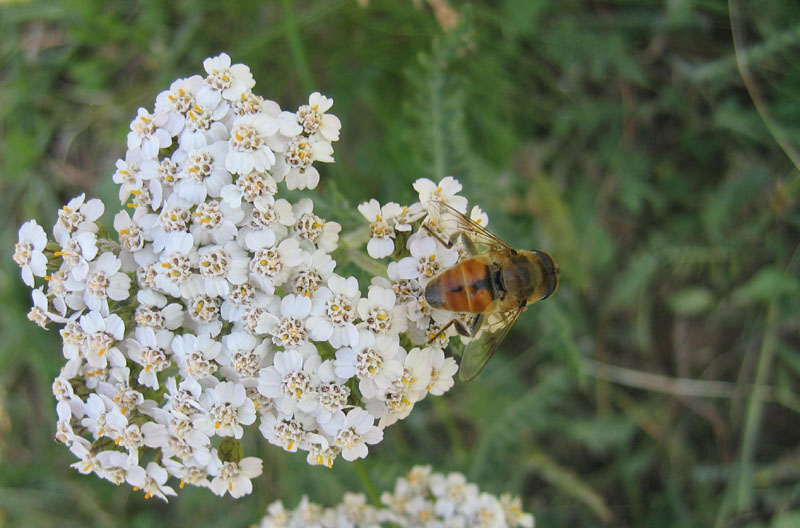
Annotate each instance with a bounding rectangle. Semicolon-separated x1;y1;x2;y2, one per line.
218;438;243;463
771;511;800;528
608;252;659;309
561;414;636;454
731;266;800;306
667;287;715;316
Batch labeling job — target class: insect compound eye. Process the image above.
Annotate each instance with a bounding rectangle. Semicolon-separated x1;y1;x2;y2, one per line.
532;250;559;300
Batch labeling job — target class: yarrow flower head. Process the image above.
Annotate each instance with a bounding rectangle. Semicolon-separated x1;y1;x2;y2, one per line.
255;465;535;527
15;220;48;287
358;199;404;259
14;53;499;501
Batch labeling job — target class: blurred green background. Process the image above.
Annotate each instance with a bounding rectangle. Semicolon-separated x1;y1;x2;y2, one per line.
2;0;800;526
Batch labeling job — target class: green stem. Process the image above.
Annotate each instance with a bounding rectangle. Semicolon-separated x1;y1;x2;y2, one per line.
280;0;316;93
429;43;446;181
735;301;778;508
345;249;389;279
728;0;800;170
714;300;778;527
351;459;381;507
431;395;466;464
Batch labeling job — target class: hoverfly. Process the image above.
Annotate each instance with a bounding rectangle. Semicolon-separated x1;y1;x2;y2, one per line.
422;200;559;381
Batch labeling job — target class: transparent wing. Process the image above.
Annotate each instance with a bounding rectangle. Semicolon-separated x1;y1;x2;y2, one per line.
458;308;523;381
424;200;513;254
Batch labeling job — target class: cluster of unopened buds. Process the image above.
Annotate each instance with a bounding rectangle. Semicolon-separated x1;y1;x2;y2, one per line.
13;54;495;501
257;465;534;528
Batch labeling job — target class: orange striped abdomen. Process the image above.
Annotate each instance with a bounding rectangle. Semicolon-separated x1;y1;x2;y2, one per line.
424;258;494;314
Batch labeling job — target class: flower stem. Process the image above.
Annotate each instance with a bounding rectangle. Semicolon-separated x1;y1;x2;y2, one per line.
280;0;316;93
431;395;466;464
351;459;381;507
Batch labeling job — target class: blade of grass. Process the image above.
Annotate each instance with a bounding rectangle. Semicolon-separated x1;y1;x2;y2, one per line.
729;0;800;170
527;451;614;524
584;358;737;399
239;0;350;57
735;300;778;510
281;0;316;93
714;299;779;527
584;358;800;416
430;394;467;465
351;459;381;507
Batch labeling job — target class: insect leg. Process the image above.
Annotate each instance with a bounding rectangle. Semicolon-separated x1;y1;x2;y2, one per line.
422;221;456;248
429;314;483;342
453;320;470;337
427;319;458;342
464;313;484;337
423;221;478;257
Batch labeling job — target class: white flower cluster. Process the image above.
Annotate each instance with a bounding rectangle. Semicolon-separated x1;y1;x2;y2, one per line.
14;54;488;501
257;465;534;528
